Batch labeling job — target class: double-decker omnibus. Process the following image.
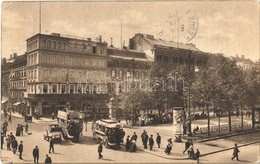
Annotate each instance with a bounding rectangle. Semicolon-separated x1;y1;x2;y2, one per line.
57;110;84;143
92;119;125;149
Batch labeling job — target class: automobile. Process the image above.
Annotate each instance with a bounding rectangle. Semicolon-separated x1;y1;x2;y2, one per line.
43;124;63;143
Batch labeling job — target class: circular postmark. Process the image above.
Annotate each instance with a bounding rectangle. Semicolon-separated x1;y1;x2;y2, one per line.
156;9;199;43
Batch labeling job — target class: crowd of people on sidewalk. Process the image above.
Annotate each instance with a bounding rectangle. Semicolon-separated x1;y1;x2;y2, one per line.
1;112;53;164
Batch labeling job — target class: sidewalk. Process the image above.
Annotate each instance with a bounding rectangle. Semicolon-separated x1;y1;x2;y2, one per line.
4;112;55;123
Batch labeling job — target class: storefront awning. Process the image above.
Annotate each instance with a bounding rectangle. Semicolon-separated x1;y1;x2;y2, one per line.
13;102;22;106
1;99;8;104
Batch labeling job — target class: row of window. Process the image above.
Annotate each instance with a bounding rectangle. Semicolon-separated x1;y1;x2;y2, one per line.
10;70;26;78
10;80;26;88
27;83;108;94
111;69;147;79
156;55;207;66
28;53;38;66
42;69;106;80
40;39;104;55
39;53;106;68
27;69;37;80
10;91;24;99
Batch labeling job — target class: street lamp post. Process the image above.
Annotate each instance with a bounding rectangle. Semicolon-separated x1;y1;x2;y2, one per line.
187;51;192;136
131;58;135;124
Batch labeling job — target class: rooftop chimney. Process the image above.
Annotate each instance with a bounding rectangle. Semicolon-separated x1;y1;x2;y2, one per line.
10;54;12;59
241;55;245;59
110;37;113;47
13;53;17;58
99;35;102;42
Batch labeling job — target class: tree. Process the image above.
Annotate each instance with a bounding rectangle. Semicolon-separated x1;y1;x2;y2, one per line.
191;68;218;136
214;55;246;132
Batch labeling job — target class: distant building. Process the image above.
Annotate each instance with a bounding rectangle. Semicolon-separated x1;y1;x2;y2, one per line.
25;33;109;116
230;55;256;70
1;57;11;99
106;46;153;118
129;33;209;70
9;53;27;114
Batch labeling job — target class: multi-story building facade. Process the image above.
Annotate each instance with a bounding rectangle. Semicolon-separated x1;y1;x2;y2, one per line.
25;33;109;116
129;33;209;69
1;57;11;100
106;46;153;118
9;53;27;114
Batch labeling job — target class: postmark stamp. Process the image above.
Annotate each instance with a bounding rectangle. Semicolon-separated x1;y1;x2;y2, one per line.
156;9;199;43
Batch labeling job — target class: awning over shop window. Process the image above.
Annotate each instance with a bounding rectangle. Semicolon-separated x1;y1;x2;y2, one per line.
13;102;22;106
1;99;8;104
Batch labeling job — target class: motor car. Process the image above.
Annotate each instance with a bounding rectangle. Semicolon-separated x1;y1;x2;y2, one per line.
43;124;63;143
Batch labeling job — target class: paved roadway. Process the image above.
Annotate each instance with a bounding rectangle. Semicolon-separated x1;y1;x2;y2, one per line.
1;115;259;163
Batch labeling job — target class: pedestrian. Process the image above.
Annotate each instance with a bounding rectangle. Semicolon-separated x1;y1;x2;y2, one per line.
129;140;137;152
20;125;24;135
187;144;194;159
156;133;161;148
131;132;137;142
25;122;29;134
183;140;191;154
6;135;11;150
98;143;103;159
9;114;12;123
149;135;154;151
164;138;173;155
231;143;240;161
3;126;7;137
12;137;18;154
18;141;23;159
1;132;4;149
52;112;55;120
125;135;130;151
141;130;148;149
16;124;21;136
45;154;52;164
195;149;200;163
10;132;15;141
49;138;54;153
33;146;39;163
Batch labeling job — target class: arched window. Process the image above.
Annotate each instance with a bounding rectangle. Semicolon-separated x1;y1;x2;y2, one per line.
47;40;51;49
52;41;56;49
57;42;61;50
42;40;46;48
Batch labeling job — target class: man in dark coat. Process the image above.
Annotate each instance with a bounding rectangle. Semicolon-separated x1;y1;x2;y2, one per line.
1;133;4;149
45;154;52;164
12;137;18;154
33;146;39;163
183;140;191;154
149;135;154;151
18;141;23;159
49;138;54;153
156;133;161;148
125;135;130;151
195;149;200;163
231;143;240;161
141;131;148;149
98;143;103;159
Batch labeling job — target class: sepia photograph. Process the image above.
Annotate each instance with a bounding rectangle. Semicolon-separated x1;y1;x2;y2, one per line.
1;0;260;163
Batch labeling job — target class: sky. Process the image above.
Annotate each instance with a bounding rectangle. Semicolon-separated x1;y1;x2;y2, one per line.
1;1;260;62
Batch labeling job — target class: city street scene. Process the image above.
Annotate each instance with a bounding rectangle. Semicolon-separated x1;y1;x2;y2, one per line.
1;1;260;163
